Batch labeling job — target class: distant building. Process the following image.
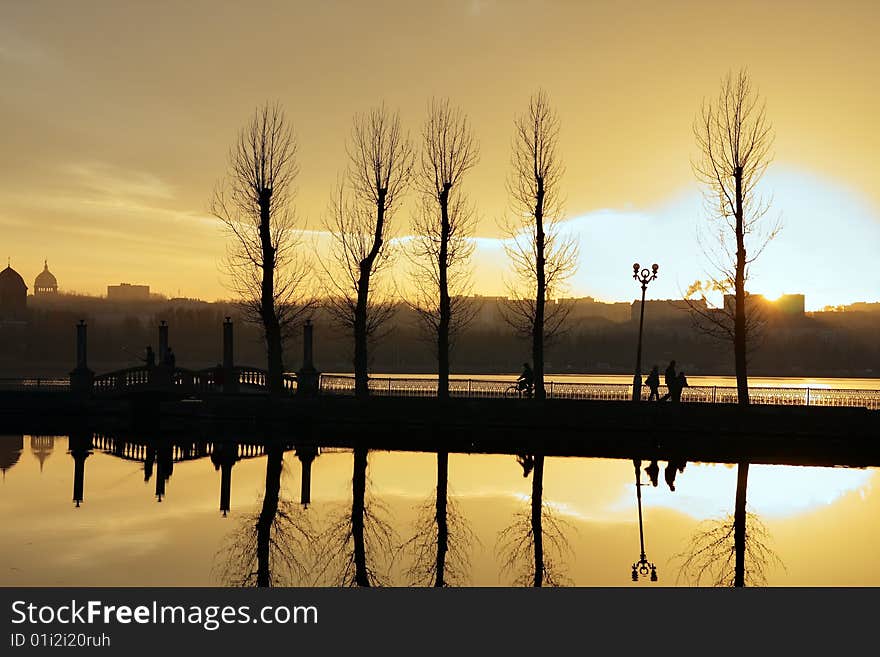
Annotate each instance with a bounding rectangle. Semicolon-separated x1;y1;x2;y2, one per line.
775;294;805;316
0;263;27;321
559;296;630;323
34;260;58;296
631;299;700;323
468;295;509;327
723;292;805;318
0;435;24;479
107;283;150;301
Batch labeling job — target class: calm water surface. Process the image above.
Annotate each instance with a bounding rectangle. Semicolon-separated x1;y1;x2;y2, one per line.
1;434;876;586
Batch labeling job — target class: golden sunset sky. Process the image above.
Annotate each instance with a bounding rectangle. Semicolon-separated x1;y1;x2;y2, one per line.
1;0;878;309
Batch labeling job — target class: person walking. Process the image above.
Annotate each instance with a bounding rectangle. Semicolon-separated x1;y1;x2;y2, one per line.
645;365;661;401
660;360;676;401
671;371;689;403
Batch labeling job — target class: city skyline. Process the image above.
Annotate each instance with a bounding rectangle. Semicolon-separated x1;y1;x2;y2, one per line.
1;2;879;309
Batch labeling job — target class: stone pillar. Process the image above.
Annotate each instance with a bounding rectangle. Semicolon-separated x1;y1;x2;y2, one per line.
222;317;238;394
223;317;234;369
69;320;94;395
297;444;318;507
158;321;169;364
69;432;92;508
296;319;320;396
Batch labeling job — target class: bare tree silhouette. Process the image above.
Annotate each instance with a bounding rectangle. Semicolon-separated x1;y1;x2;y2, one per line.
501;91;578;400
689;71;779;586
322;105;413;398
688;69;780;403
210;102;316;394
496;454;573;586
400;451;478;586
673;510;784;587
213;443;314;587
313;447;397;586
408;99;479;399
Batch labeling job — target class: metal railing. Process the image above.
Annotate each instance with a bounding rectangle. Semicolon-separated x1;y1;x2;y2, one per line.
316;375;880;410
0;378;71;392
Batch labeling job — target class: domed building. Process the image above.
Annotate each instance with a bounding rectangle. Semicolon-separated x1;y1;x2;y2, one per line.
30;435;56;472
0;261;27;321
0;435;23;480
34;260;58;296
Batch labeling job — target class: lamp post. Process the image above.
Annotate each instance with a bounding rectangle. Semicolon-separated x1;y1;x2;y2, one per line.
631;263;659;402
631;459;658;582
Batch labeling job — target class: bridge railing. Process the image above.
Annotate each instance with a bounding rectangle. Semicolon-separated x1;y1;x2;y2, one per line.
0;377;70;392
317;375;880;410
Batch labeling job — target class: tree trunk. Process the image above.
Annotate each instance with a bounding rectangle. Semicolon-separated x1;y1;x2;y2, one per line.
353;274;370;399
258;189;284;395
352;447;369;586
531;453;545;587
435;450;449;587
437;184;452;400
733;461;749;587
732;168;750;588
256;441;283;587
733;168;749;407
354;190;387;399
533;181;546;401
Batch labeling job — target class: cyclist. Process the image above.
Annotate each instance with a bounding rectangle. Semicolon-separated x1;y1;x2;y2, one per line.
517;362;535;398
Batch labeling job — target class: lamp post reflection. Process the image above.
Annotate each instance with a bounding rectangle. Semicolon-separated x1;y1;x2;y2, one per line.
631;262;659;402
631;459;658;582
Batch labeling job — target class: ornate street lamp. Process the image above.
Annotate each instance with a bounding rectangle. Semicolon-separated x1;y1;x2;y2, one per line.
631;263;659;402
631;459;658;582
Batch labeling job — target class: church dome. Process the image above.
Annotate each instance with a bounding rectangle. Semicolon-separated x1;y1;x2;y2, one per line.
0;264;26;293
0;263;27;320
34;261;58;295
0;435;24;477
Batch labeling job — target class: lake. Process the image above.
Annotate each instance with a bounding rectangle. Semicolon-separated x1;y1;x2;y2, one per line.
1;432;876;586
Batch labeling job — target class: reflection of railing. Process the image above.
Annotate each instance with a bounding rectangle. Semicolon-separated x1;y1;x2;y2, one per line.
90;434;271;463
317;375;880;410
0;378;70;392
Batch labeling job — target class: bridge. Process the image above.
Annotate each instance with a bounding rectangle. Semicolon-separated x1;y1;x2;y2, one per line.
3;372;879;410
0;318;878;470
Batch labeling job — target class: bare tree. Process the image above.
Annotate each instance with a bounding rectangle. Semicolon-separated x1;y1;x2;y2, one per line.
690;70;779;586
210;102;315;394
213;443;314;587
673;511;784;587
409;99;479;399
502;91;578;400
496;454;573;586
690;69;779;405
312;448;397;586
400;451;478;586
322;105;413;398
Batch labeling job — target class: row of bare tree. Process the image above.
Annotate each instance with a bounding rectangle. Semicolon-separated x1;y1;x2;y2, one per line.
209;71;778;588
208;91;579;402
210;72;775;408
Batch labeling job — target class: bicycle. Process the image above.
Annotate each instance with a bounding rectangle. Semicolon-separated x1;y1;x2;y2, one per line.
505;382;534;399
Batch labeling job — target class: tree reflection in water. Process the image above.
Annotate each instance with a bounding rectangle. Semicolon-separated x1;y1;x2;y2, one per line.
214;441;314;587
496;453;573;587
313;447;396;586
400;451;478;587
674;510;784;587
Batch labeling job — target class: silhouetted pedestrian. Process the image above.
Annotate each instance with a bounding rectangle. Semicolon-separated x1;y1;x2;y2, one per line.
665;459;688;491
660;360;676;401
645;365;660;401
671;371;689;403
